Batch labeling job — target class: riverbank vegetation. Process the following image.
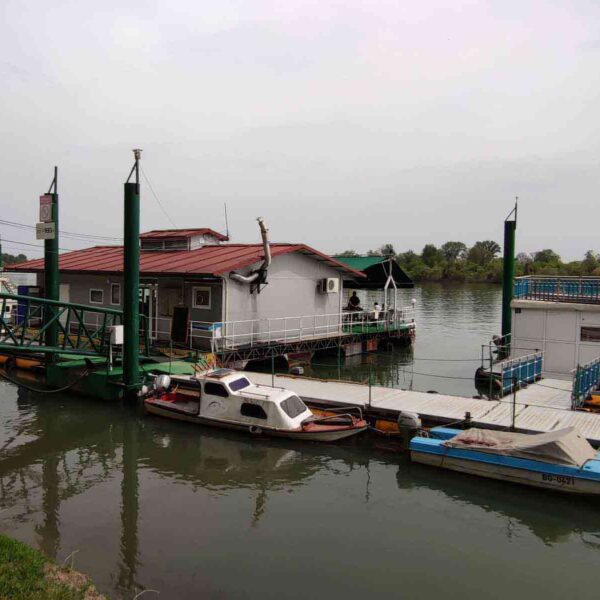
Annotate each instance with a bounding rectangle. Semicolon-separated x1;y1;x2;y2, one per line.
0;534;106;599
337;244;600;283
1;252;28;266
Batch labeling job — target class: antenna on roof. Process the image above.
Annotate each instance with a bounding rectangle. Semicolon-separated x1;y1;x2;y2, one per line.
224;203;230;240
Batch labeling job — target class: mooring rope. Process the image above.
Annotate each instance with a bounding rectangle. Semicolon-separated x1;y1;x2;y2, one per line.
0;368;90;394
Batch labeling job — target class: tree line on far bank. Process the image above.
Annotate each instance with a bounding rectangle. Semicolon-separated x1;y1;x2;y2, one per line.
1;252;27;266
337;243;600;283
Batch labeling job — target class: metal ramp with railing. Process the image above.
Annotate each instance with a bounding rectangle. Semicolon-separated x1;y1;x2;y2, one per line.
0;292;149;358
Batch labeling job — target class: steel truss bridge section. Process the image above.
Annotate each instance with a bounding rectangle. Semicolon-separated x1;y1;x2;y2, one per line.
0;293;150;358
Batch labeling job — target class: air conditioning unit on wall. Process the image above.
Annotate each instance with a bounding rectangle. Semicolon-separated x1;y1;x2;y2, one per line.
319;278;339;294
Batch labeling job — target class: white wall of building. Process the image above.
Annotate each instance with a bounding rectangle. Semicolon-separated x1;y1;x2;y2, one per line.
512;300;600;376
224;252;344;341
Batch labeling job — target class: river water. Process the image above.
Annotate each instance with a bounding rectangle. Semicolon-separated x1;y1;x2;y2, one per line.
1;284;600;599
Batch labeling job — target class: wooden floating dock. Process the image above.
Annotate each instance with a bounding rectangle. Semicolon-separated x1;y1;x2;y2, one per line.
217;372;600;446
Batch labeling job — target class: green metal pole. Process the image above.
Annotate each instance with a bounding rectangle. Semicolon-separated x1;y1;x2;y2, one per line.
123;153;141;402
44;167;59;352
501;207;517;356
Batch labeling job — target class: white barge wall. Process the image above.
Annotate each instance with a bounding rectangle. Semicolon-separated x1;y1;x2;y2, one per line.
512;300;600;375
224;252;344;343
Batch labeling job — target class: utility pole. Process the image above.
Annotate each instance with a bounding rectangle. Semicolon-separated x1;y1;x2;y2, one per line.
123;150;142;402
40;167;59;352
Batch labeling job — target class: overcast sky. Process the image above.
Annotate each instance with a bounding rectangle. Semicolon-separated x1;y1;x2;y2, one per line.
1;0;599;261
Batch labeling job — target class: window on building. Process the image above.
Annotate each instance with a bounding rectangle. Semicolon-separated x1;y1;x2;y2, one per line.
164;240;188;251
89;289;104;304
229;377;251;391
240;403;267;420
140;240;162;251
111;284;121;305
204;382;228;397
192;286;211;309
280;395;308;419
581;327;600;342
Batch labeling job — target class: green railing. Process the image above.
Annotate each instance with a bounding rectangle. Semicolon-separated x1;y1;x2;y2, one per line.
0;293;149;357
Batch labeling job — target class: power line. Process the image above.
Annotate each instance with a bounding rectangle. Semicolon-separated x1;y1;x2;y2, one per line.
0;218;123;242
0;238;76;252
140;166;177;228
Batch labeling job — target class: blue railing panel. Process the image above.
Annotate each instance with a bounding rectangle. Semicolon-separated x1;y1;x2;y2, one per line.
514;277;600;303
500;352;544;396
572;357;600;408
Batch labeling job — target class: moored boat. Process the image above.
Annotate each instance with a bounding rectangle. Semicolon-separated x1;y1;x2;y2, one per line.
410;426;600;495
144;369;368;442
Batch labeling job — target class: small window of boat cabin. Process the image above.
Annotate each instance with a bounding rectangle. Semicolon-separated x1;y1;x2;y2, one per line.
240;403;267;420
229;377;250;392
89;289;104;304
192;286;211;309
280;395;307;419
581;326;600;342
204;381;228;397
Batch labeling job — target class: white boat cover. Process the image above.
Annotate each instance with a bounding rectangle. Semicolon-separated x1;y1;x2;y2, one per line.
444;427;596;467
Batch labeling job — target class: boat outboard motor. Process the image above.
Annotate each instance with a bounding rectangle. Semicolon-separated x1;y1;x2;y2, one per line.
397;411;422;450
154;374;172;392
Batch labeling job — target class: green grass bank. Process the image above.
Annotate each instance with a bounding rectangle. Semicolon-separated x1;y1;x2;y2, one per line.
0;534;106;599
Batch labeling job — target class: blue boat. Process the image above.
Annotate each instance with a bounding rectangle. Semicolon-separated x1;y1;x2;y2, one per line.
410;426;600;495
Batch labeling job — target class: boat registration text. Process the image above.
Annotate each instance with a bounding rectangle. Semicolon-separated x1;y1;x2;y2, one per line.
541;473;574;486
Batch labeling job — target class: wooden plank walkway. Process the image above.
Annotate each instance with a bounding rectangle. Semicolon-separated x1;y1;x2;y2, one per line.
234;372;600;446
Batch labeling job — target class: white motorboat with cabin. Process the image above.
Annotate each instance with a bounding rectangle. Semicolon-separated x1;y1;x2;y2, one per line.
144;369;368;442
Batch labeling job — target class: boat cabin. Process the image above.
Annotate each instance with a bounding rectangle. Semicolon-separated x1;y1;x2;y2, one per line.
152;368;312;430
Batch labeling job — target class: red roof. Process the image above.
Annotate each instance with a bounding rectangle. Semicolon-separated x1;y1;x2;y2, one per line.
10;244;365;278
140;228;228;241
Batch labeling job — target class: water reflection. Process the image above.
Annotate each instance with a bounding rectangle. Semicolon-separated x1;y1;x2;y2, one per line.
397;459;600;546
2;280;600;599
307;283;502;397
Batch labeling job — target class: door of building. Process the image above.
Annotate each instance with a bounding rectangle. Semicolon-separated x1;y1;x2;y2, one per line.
139;284;158;340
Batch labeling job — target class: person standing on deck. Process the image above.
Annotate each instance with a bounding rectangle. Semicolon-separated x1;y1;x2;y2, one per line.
373;302;382;320
348;291;361;311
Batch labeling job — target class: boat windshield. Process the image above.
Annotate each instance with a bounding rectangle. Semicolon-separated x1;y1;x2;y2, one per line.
229;377;251;391
280;395;308;419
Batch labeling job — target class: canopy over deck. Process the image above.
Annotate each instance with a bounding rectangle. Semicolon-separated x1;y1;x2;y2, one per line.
333;256;413;289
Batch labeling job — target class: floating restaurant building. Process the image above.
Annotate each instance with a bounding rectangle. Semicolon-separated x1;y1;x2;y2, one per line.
510;277;600;377
11;228;416;366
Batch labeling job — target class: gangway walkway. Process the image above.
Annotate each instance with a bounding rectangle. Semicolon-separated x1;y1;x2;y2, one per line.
0;292;149;357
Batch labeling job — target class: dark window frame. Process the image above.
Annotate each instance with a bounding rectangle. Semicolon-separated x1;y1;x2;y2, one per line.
110;283;121;305
240;402;267;420
89;288;104;304
280;395;307;419
581;326;600;342
229;377;251;392
204;382;228;397
192;286;211;309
